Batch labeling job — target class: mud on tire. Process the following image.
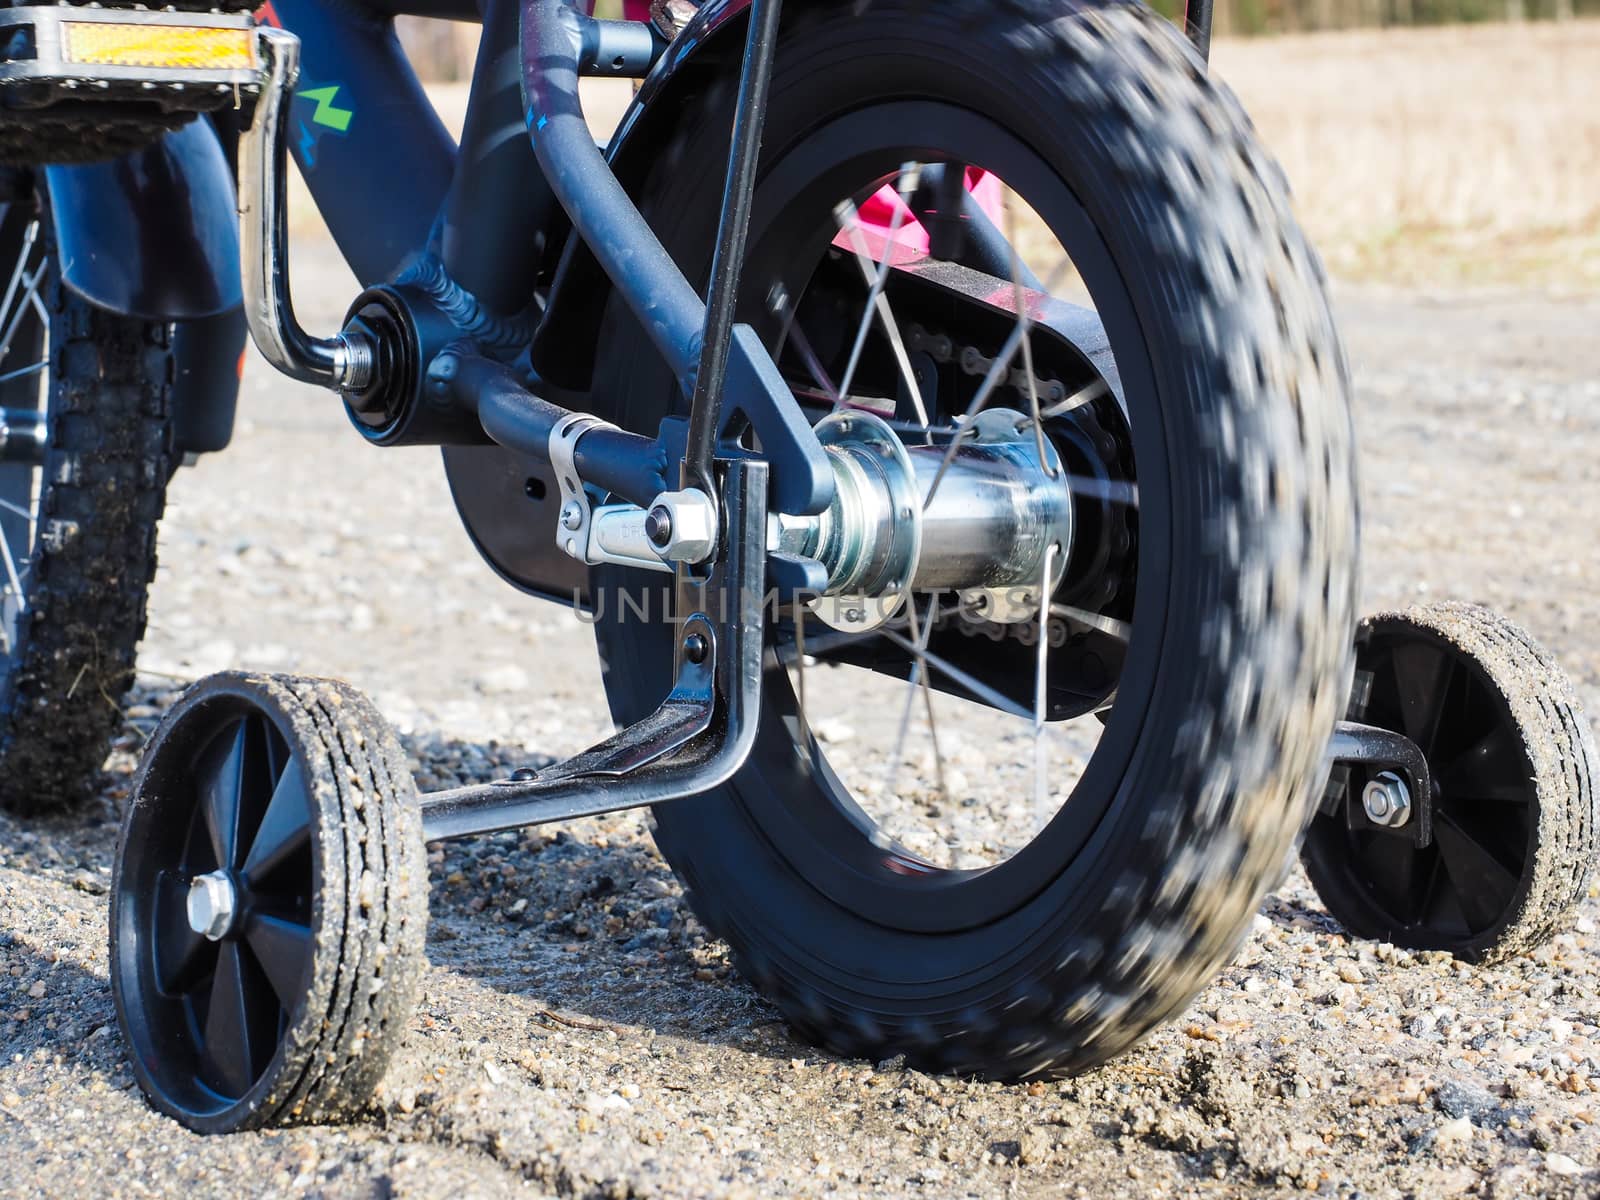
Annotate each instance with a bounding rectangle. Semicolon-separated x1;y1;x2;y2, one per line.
0;184;173;816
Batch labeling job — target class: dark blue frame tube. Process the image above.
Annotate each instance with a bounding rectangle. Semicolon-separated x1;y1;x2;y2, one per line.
267;0;457;285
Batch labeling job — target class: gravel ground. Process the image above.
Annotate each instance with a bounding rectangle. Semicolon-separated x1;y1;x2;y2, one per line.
1;250;1598;1199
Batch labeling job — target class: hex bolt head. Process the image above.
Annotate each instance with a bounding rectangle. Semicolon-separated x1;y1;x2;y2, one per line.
683;633;709;665
648;490;717;562
1362;771;1412;829
186;870;238;941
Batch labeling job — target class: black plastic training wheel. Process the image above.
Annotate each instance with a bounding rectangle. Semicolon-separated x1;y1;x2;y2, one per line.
1303;603;1599;963
111;672;427;1133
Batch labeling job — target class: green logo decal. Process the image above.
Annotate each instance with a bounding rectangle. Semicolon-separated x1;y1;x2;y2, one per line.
299;85;353;133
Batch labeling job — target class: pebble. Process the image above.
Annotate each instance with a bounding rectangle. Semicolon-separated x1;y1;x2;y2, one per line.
1545;1153;1585;1177
5;281;1600;1198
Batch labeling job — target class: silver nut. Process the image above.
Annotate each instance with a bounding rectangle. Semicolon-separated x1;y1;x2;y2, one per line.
650;489;717;563
186;870;237;941
1362;771;1412;829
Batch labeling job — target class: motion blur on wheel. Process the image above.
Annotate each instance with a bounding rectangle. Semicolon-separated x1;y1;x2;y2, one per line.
0;0;1577;1137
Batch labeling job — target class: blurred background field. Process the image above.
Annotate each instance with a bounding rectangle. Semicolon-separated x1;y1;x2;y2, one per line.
373;14;1600;294
1211;22;1600;289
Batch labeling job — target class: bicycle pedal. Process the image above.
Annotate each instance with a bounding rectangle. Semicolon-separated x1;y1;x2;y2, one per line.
0;5;259;113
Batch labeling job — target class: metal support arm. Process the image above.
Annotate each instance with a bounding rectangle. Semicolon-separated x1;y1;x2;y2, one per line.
518;0;832;518
1327;720;1434;848
418;460;768;842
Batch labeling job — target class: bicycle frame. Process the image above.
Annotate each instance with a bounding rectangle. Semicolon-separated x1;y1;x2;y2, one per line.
232;0;1255;841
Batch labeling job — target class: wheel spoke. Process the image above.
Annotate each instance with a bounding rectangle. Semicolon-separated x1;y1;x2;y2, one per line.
245;914;312;1011
1032;543;1058;817
883;596;945;804
0;359;46;387
0;220;39;343
200;720;249;870
1388;643;1452;756
0;263;46;366
1432;810;1520;931
833;170;930;425
199;943;265;1098
155;873;216;994
768;283;842;403
1038;379;1110;419
0;519;26;614
241;757;311;881
1419;864;1472;939
792;604;811;749
921;256;1079;511
1050;602;1131;643
1002;191;1057;485
1351;831;1425;926
873;623;1033;722
1435;725;1533;803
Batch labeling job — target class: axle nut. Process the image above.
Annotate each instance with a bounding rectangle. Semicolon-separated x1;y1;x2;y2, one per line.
646;505;673;548
186;870;237;941
1362;771;1412;829
649;490;717;563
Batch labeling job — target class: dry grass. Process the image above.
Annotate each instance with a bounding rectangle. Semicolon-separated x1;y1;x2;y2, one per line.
289;24;1600;292
1212;20;1600;289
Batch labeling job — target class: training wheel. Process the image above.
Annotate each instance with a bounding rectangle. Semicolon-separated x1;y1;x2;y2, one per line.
1303;602;1598;962
111;672;427;1132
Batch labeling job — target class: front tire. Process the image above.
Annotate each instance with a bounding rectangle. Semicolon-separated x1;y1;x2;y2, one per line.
0;176;175;815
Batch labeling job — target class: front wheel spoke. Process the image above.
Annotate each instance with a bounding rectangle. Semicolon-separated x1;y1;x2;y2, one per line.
245;914;312;1011
0;263;46;365
1002;190;1056;483
920;323;1027;510
200;721;250;869
0;220;38;338
200;943;266;1098
768;284;841;403
0;359;46;387
0;520;27;613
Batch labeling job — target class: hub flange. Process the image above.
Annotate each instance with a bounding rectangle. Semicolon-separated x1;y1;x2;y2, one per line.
776;408;1073;632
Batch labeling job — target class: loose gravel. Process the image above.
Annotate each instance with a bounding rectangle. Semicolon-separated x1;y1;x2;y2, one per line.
0;260;1597;1198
